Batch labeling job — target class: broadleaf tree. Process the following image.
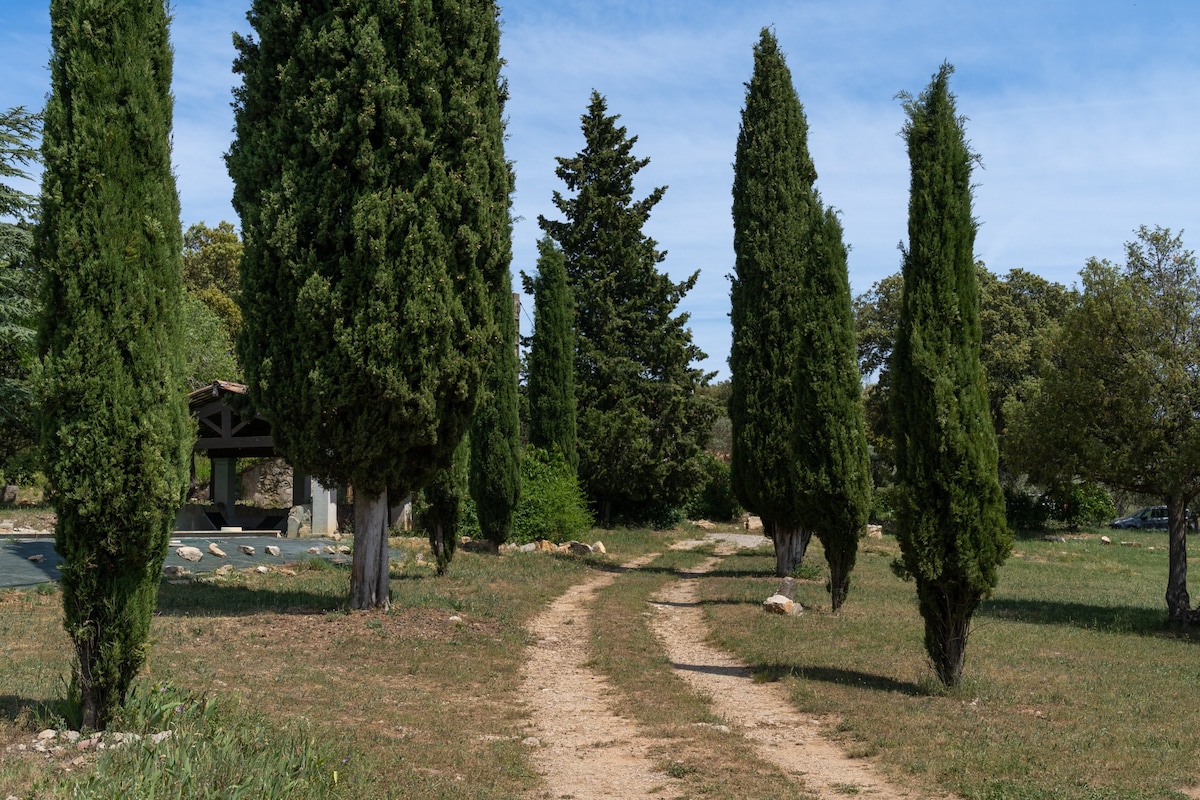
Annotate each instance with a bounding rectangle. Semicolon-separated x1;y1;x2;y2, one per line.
539;91;714;526
36;0;191;729
229;0;509;609
1010;226;1200;626
890;64;1011;687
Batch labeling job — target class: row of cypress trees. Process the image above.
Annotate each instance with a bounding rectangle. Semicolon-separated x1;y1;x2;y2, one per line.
729;31;1009;683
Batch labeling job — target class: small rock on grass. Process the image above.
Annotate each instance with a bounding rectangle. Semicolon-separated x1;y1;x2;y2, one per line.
763;594;800;616
238;544;255;556
208;543;226;558
265;545;281;557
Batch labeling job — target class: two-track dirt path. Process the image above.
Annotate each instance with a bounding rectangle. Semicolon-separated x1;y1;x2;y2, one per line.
519;538;921;799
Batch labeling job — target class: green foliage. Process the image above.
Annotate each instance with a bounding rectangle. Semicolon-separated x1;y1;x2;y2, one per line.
181;294;240;389
1003;486;1051;532
1044;482;1116;529
470;246;522;549
524;235;577;470
538;91;714;525
684;452;741;522
36;0;191;729
510;445;593;543
182;221;243;338
0;107;41;484
1009;226;1200;622
729;29;813;536
419;437;470;574
890;64;1011;686
228;0;507;500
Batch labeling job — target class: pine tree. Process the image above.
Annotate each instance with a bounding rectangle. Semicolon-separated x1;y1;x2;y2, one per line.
228;0;509;608
793;206;872;611
36;0;190;729
525;234;577;470
890;64;1011;686
539;92;713;525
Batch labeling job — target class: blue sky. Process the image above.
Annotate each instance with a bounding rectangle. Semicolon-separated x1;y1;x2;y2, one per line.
6;1;1200;379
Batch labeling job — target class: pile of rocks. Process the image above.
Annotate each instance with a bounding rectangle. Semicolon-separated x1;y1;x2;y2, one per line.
5;727;173;775
499;539;607;555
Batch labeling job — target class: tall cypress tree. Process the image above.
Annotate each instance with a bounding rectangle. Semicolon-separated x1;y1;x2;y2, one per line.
525;234;577;470
36;0;190;729
423;437;469;575
890;64;1011;686
228;0;509;608
470;261;521;551
539;92;713;525
793;206;872;611
729;28;816;576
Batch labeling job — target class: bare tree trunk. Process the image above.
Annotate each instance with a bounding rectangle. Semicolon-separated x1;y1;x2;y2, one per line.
1166;493;1191;627
930;609;970;687
351;489;390;610
772;522;811;577
828;562;850;613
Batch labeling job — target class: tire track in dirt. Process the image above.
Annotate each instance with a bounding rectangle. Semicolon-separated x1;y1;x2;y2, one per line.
647;552;922;799
520;554;676;799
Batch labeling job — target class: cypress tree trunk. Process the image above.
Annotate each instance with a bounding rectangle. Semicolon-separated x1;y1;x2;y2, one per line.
423;437;468;575
772;524;811;578
37;0;189;729
351;490;390;611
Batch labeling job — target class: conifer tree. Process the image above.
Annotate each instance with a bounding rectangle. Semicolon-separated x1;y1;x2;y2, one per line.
0;106;41;483
470;263;521;551
793;206;872;611
730;28;815;576
423;438;469;575
525;235;577;470
229;0;509;608
890;64;1011;686
539;92;713;525
36;0;190;729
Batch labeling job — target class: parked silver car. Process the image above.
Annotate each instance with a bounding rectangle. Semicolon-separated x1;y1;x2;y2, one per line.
1109;506;1197;530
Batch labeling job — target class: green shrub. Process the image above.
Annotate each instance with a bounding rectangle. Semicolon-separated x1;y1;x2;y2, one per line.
510;446;592;543
1044;482;1116;529
452;446;592;544
1004;486;1051;532
685;452;741;521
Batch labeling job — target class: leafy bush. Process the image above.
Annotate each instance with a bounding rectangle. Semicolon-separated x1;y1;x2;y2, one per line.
454;446;592;544
685;452;741;521
510;446;593;543
1044;482;1116;529
1004;486;1051;531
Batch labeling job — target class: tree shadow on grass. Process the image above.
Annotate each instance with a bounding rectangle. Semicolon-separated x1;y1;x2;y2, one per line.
978;597;1170;638
154;577;346;618
751;663;923;696
0;694;55;726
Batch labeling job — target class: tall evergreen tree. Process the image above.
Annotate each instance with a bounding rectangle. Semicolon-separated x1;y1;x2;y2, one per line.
730;28;816;576
793;206;872;610
525;234;577;470
470;263;522;551
36;0;190;729
539;92;713;525
890;64;1011;686
0;106;41;484
228;0;510;608
422;437;469;575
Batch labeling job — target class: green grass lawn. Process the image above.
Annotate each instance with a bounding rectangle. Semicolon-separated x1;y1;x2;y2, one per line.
2;522;1198;799
700;530;1200;800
